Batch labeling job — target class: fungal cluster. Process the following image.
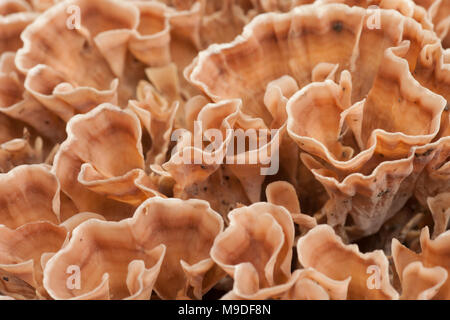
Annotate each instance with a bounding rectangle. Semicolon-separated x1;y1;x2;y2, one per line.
0;0;449;300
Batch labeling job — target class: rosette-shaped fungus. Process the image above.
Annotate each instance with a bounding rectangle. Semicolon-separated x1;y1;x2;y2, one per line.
15;0;142;121
187;3;449;238
0;221;68;298
280;267;351;300
0;0;448;301
210;192;351;300
162;97;286;215
128;0;255;106
392;227;450;299
0;164;101;299
297;224;399;299
288;64;445;239
127;1;171;68
210;201;298;299
43;197;224;299
162;99;245;213
52;104;163;221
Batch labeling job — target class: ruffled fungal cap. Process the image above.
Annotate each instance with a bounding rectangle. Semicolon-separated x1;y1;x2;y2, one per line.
0;221;68;298
15;0;142;120
162;98;260;215
211;201;298;299
53;103;162;221
297;224;399;299
44;197;224;299
392;227;450;299
128;1;171;67
186;3;449;239
163;94;289;214
0;0;447;301
280;267;351;300
398;261;447;300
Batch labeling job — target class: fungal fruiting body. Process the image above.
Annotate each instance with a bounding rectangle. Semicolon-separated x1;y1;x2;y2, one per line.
0;0;448;300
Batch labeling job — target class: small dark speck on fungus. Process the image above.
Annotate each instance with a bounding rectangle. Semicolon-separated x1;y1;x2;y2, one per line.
415;149;434;157
332;21;343;32
377;189;390;197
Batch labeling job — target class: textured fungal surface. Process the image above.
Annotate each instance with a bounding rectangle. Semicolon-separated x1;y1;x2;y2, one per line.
0;0;448;301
